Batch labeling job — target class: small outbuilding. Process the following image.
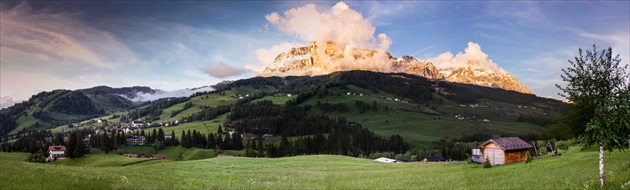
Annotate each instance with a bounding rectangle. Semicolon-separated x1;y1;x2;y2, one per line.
478;137;533;165
421;156;446;162
374;157;398;163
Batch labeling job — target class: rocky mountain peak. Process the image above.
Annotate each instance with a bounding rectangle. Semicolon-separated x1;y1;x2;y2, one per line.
262;42;532;94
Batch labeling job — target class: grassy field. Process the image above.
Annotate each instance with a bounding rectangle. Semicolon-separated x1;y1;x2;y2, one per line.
1;146;628;189
118;146;217;161
51;154;166;167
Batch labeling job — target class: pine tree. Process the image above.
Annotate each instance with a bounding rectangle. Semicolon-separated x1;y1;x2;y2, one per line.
100;130;113;153
181;130;187;148
66;132;77;158
158;128;165;143
216;134;223;150
223;133;232;150
186;130;192;148
54;133;64;146
207;133;215;148
232;133;243;150
73;133;88;158
279;136;291;157
483;158;492;168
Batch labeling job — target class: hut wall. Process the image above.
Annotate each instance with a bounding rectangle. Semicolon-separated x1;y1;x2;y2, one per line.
504;150;527;164
482;143;504;165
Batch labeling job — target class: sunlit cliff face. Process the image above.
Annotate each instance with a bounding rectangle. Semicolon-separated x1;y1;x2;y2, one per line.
261;41;393;77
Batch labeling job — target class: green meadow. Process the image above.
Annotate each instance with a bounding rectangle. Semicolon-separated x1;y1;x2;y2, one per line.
1;147;628;189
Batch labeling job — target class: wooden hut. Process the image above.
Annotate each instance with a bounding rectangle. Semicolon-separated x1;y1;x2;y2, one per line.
479;137;532;165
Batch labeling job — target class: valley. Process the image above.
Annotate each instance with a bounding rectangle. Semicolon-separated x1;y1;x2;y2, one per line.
2;71;563;153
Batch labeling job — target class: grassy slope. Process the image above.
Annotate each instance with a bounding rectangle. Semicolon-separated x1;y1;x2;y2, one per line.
299;85;545;148
1;147;628;189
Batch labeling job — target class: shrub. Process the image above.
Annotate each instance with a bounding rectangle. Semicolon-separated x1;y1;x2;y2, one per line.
556;141;570;150
483;158;492;168
525;151;532;163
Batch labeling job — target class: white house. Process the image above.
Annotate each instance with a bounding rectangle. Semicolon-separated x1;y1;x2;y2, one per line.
48;146;66;160
132;121;144;128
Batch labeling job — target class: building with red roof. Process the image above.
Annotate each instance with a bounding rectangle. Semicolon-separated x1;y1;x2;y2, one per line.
48;146;66;160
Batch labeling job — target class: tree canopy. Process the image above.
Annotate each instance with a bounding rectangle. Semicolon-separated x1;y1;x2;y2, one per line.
556;45;629;187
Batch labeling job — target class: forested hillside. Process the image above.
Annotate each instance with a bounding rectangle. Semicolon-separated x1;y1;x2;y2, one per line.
0;86;154;136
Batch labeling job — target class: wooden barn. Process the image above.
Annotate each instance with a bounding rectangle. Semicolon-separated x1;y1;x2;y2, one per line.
478;137;532;165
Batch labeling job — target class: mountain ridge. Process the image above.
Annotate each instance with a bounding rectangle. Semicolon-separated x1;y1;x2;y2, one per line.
261;41;532;94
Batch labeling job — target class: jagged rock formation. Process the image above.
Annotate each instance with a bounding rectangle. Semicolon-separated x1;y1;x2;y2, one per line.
262;42;532;94
393;56;443;79
438;61;532;94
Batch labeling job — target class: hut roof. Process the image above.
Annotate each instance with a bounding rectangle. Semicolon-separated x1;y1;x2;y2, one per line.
48;146;66;151
423;156;446;162
480;137;533;151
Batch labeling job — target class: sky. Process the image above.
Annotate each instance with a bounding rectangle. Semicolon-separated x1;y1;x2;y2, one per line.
1;1;629;109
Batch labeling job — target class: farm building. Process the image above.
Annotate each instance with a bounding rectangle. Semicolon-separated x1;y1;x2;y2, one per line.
476;137;533;165
421;156;446;162
48;146;66;160
150;154;168;159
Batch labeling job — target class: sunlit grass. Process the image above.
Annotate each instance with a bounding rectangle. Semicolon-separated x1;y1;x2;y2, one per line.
1;146;628;189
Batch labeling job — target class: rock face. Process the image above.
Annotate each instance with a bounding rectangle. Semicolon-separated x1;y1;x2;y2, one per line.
262;42;532;94
393;56;443;79
438;61;532;94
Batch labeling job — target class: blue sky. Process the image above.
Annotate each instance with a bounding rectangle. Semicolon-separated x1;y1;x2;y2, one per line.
1;1;628;108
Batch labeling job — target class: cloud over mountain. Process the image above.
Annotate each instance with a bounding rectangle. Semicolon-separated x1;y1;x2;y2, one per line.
251;1;394;75
424;42;505;74
202;62;245;79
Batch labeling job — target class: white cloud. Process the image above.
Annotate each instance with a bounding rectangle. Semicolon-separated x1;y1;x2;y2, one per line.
249;42;302;72
126;87;215;102
202;62;245;79
423;42;505;73
0;96;22;109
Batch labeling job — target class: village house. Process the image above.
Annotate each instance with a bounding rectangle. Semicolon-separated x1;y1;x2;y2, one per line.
131;120;145;128
123;154;138;158
48;146;66;160
421;156;446;162
127;136;146;146
475;137;533;165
